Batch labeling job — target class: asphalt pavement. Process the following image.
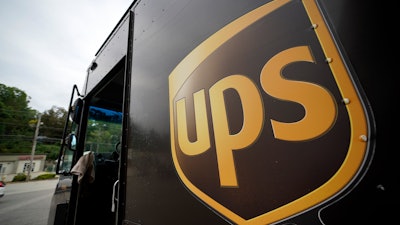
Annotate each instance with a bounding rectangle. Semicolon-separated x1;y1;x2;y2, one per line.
5;179;58;195
0;179;59;225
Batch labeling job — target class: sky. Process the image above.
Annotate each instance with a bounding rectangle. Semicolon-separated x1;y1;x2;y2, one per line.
0;0;133;113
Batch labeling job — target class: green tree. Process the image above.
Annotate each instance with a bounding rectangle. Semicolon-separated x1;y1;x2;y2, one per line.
35;106;68;160
0;83;37;153
41;106;67;139
0;83;67;160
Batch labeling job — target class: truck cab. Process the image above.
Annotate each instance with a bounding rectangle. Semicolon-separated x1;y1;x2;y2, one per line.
48;0;392;224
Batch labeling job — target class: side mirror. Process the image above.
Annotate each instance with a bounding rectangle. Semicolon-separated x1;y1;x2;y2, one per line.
70;98;83;124
67;133;77;151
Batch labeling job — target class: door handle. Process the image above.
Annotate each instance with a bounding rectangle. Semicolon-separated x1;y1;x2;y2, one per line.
111;180;119;212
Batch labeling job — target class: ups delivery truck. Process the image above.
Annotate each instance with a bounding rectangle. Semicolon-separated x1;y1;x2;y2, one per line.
47;0;394;224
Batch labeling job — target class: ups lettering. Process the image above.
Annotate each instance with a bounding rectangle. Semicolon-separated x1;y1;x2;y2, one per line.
175;45;337;187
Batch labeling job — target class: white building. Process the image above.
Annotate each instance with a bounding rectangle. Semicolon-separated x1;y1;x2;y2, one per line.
0;154;47;182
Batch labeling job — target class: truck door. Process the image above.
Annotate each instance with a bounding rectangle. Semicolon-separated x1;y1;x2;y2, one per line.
71;63;125;225
50;7;130;225
53;59;126;225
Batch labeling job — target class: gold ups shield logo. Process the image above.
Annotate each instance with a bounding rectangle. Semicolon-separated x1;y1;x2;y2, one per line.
169;0;370;224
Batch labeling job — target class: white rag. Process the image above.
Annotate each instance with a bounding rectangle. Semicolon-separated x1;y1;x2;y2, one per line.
71;152;95;184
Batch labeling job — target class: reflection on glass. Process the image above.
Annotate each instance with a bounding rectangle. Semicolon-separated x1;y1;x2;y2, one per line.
84;106;122;154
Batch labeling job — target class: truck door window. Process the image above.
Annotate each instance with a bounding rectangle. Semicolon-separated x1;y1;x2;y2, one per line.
74;66;125;225
84;106;122;157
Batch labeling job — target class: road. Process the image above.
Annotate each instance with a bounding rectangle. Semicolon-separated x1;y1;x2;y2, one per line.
0;179;58;225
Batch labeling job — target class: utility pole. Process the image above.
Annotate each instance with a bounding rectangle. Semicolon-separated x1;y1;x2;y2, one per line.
27;114;41;181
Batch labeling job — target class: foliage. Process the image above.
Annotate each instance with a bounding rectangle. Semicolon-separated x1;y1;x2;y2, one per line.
85;117;122;153
0;84;37;131
12;173;27;182
41;106;67;139
0;83;67;160
0;83;37;153
33;173;56;180
35;144;60;161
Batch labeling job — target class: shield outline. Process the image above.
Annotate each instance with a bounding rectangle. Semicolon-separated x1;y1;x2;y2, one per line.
168;0;369;224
